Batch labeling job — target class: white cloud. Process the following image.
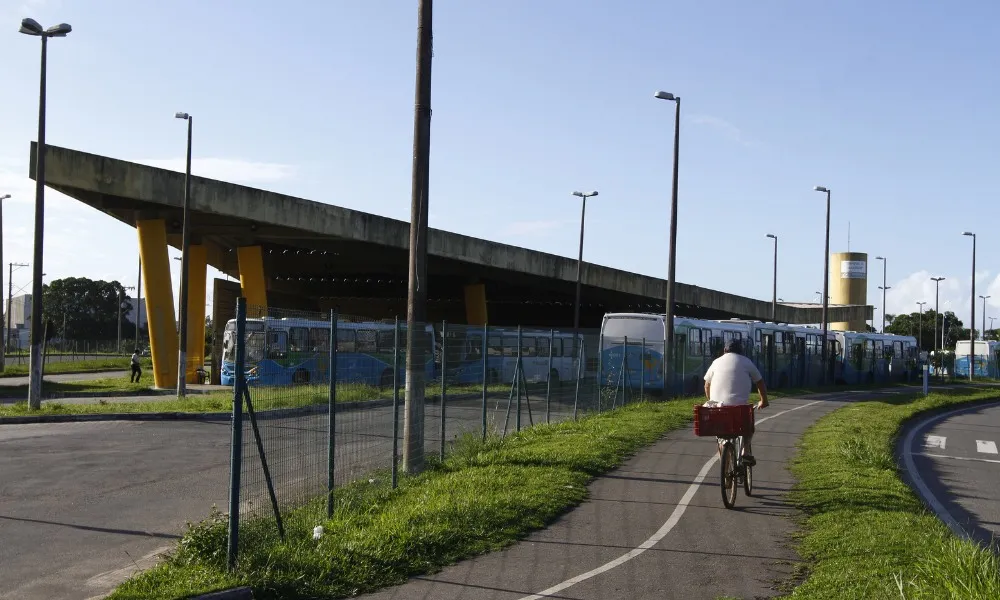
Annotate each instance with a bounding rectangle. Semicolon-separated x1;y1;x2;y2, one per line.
883;269;1000;331
134;157;297;185
500;219;569;237
688;114;758;148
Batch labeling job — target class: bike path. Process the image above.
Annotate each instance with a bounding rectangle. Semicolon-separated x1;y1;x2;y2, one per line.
359;389;905;600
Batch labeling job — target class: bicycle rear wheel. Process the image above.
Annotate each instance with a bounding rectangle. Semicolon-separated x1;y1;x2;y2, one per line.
720;441;737;508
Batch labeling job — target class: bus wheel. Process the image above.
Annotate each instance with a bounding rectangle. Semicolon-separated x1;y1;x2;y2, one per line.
380;369;393;389
293;369;310;384
488;369;500;384
549;369;560;386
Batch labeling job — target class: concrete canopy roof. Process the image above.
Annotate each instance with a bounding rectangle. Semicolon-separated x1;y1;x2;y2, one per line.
30;142;872;327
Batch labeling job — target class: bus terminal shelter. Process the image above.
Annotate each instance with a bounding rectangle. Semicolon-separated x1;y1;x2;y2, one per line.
29;143;871;387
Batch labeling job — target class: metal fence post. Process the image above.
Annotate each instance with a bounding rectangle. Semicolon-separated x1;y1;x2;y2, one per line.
640;336;645;401
597;331;603;412
663;337;668;398
546;329;553;424
226;298;246;572
440;320;446;462
573;335;582;420
481;324;488;441
392;317;400;489
326;310;338;518
516;326;522;432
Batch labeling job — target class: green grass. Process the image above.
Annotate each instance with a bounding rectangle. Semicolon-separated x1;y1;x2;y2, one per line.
0;381;513;417
107;396;706;600
779;387;1000;599
0;356;153;378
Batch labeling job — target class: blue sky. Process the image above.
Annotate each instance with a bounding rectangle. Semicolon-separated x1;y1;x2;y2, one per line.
1;0;998;331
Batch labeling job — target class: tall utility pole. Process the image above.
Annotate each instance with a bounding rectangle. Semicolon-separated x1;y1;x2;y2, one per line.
571;190;598;331
403;0;433;474
175;112;193;397
917;301;926;351
964;231;976;381
813;186;831;385
931;276;945;354
117;285;135;354
7;263;28;354
654;90;681;396
21;17;72;410
0;193;9;372
766;233;778;322
135;256;142;352
875;256;887;332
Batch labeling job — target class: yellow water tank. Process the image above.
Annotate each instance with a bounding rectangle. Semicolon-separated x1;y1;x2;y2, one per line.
829;252;868;332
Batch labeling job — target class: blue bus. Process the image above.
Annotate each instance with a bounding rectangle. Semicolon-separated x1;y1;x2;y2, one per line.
220;317;436;387
953;340;1000;378
443;326;586;386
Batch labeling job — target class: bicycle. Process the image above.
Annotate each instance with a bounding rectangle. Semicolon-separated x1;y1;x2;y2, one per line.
716;425;753;509
693;403;755;509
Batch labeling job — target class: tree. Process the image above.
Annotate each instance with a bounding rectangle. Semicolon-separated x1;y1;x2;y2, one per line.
885;309;972;351
42;277;135;341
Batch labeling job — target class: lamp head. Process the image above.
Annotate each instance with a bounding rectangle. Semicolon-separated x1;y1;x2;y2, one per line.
813;185;829;193
654;91;677;101
766;233;776;239
963;231;975;237
0;194;10;200
175;112;190;120
19;18;42;35
876;255;885;261
46;23;71;36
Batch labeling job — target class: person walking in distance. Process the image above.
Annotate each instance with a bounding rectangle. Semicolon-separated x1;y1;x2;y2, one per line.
703;338;768;465
130;349;142;383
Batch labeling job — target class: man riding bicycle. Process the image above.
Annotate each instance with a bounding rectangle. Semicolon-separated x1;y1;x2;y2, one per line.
703;338;769;466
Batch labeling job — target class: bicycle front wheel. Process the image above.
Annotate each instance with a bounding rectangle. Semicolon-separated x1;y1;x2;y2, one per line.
720;441;737;508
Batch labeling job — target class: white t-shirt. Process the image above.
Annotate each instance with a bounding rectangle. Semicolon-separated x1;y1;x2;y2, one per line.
703;352;763;406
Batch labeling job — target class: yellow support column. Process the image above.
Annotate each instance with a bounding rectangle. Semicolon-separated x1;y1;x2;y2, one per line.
185;245;208;383
237;246;268;316
136;219;178;388
464;283;488;326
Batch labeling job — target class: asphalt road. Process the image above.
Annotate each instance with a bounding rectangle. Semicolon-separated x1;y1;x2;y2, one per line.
0;389;573;600
899;399;1000;547
358;388;908;600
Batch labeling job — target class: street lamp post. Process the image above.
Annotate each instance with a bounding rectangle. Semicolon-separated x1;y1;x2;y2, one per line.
931;277;945;355
0;193;9;372
878;285;891;331
813;186;831;384
963;231;976;381
917;301;926;352
875;256;887;332
175;112;193;398
20;17;72;410
655;90;681;396
571;191;598;331
979;295;990;340
766;234;778;321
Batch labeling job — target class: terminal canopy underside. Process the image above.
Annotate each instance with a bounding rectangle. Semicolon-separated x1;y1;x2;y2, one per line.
38;142;871;329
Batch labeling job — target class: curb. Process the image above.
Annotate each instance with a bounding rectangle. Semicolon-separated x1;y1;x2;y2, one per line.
0;389;564;425
191;587;253;599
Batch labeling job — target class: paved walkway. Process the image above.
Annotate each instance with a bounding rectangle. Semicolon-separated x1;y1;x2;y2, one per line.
358;389;909;600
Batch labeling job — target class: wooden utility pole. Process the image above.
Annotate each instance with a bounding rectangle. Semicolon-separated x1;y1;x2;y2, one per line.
403;0;433;474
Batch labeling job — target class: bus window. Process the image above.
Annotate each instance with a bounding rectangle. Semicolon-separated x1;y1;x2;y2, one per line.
689;329;701;356
377;330;395;353
466;334;483;360
536;336;550;358
488;334;503;355
552;339;563;358
503;335;518;357
357;329;377;353
774;332;784;354
310;328;330;352
522;336;537;357
290;327;309;352
336;329;356;352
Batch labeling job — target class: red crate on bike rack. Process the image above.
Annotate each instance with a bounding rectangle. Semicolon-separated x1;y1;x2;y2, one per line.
693;404;754;437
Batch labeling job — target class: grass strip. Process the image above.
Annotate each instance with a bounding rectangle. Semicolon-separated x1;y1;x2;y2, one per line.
0;356;152;378
780;387;1000;599
0;381;513;417
106;396;708;600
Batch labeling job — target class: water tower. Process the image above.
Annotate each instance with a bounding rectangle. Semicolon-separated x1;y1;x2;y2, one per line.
830;252;868;332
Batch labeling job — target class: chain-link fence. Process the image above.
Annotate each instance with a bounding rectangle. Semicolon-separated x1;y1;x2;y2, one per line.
223;301;664;568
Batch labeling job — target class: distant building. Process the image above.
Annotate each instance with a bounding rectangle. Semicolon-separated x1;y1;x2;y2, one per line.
5;294;32;329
